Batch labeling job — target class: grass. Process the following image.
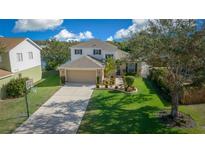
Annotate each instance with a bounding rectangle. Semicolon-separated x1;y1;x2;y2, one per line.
78;77;205;134
0;70;61;133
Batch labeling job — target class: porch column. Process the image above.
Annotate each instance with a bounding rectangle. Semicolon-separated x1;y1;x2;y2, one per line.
65;68;67;82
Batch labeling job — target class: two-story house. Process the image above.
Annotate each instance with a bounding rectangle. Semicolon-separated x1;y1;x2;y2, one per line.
59;39;137;84
0;37;42;98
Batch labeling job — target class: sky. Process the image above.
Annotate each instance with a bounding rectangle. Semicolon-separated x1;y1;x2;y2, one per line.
0;19;134;41
0;19;204;42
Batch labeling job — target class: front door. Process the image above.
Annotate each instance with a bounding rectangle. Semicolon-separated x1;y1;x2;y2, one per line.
116;65;121;75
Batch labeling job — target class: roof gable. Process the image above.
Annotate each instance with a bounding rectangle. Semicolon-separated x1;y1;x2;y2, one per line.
60;56;104;69
0;37;41;52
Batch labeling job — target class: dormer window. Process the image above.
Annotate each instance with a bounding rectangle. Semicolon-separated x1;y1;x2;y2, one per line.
93;49;101;55
75;49;82;55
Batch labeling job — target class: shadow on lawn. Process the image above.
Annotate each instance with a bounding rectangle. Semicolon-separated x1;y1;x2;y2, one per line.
15;98;90;134
78;93;179;134
143;78;170;107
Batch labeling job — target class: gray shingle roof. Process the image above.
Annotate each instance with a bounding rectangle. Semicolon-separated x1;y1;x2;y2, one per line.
59;56;104;69
70;39;118;51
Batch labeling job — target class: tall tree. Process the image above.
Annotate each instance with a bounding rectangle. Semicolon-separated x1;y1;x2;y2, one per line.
42;40;71;70
129;19;205;118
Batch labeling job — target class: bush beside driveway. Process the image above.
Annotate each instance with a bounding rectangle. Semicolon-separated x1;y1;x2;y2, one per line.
0;71;61;133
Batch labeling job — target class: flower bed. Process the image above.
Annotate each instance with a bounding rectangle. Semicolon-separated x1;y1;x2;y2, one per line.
95;76;138;94
94;86;138;94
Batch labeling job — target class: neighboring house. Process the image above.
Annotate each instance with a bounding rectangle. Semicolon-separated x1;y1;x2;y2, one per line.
0;37;42;99
59;39;137;84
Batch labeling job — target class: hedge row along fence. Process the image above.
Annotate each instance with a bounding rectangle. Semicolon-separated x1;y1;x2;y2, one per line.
148;67;205;105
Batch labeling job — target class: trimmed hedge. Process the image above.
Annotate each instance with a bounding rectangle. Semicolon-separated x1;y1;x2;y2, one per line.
6;77;29;98
149;68;170;96
149;67;205;105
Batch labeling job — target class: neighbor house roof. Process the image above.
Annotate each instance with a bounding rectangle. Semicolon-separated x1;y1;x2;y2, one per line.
0;69;13;79
0;37;26;52
70;39;118;51
0;37;41;52
59;56;104;69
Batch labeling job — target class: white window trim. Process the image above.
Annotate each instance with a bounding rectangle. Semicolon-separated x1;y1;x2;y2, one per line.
105;54;114;59
28;52;33;59
17;53;23;62
93;49;101;55
74;49;82;55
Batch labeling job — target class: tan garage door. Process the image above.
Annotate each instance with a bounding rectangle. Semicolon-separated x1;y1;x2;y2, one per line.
67;70;96;84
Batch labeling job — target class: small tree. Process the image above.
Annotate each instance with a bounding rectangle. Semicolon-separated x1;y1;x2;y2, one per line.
104;57;116;77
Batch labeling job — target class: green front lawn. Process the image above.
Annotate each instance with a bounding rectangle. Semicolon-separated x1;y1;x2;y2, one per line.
78;77;205;134
0;71;61;133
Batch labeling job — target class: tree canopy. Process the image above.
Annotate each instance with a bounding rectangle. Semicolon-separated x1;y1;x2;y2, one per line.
42;40;74;70
128;19;205;118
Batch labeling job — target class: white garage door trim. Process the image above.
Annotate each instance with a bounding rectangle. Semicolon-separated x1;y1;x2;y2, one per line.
66;69;97;84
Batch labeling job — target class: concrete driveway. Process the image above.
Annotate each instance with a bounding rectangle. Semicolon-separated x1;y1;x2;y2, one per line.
15;83;94;134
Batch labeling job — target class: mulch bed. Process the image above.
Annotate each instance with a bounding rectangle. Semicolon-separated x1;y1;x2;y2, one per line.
158;110;196;128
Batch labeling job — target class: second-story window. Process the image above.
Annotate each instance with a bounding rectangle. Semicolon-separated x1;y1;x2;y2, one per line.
93;49;101;55
28;52;33;59
17;53;23;62
74;49;82;55
105;54;114;59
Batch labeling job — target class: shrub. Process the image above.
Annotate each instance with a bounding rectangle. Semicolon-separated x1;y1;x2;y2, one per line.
148;68;171;100
125;72;137;76
105;80;109;88
96;84;99;88
148;67;205;104
124;76;135;87
60;76;65;85
110;76;115;85
6;77;29;98
96;76;100;84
